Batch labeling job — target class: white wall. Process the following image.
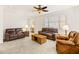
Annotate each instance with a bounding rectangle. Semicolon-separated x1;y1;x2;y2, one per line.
42;6;79;34
29;15;44;33
59;6;79;33
67;6;79;32
3;6;29;29
0;6;3;43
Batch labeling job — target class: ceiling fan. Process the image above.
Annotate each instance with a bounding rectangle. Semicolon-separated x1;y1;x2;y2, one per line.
33;5;48;14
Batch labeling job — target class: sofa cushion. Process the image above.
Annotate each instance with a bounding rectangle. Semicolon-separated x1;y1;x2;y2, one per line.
42;28;58;33
57;36;68;40
8;31;15;34
68;31;78;44
39;32;47;35
42;28;48;32
57;40;75;45
15;28;22;34
6;29;16;35
48;28;58;33
46;33;52;36
74;33;79;46
69;38;75;42
68;31;76;38
40;32;52;36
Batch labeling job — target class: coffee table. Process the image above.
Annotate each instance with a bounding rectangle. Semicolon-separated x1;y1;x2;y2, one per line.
31;34;47;44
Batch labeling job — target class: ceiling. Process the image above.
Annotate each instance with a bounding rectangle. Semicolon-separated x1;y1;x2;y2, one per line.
4;5;74;17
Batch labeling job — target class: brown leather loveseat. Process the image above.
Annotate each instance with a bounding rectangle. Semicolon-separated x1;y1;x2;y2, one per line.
38;28;58;41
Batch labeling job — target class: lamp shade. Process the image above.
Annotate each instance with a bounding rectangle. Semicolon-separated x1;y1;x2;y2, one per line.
22;28;26;32
22;25;28;32
63;25;69;30
25;25;28;28
31;24;34;28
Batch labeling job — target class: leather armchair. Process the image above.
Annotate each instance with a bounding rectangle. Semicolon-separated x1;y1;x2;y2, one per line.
56;31;79;54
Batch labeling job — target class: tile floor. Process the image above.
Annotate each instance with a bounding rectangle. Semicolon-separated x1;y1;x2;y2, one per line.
0;37;57;54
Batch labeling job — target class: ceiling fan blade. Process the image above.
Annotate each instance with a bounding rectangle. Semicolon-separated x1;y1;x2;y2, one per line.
42;6;47;9
33;7;39;9
42;9;48;12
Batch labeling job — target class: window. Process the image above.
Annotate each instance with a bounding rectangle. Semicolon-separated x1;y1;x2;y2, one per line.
44;15;59;28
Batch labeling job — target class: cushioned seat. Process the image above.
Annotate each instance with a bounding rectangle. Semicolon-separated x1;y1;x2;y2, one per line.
4;28;29;41
38;28;58;41
56;31;79;54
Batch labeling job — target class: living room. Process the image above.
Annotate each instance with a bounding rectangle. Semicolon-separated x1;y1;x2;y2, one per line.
0;5;79;54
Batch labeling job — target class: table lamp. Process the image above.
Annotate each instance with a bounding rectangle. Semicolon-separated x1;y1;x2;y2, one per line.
25;25;28;28
22;25;28;32
31;24;34;33
63;25;69;35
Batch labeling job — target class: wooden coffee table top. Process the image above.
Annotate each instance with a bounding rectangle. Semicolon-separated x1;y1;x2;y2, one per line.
32;34;47;38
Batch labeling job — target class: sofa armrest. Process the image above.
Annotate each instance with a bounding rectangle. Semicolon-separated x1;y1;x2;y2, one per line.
38;31;42;33
56;34;68;40
5;33;10;37
57;40;75;45
76;42;79;46
5;33;10;41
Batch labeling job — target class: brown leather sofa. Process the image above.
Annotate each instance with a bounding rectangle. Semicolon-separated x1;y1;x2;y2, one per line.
4;28;29;41
56;31;79;54
38;28;58;41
